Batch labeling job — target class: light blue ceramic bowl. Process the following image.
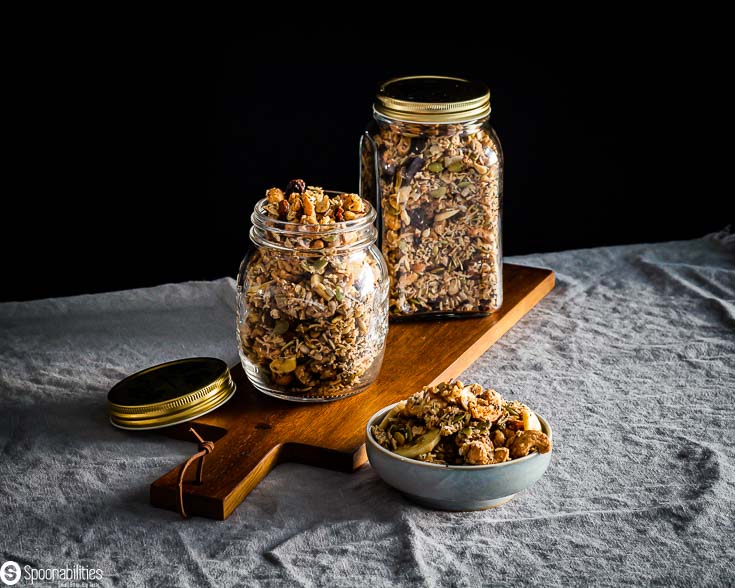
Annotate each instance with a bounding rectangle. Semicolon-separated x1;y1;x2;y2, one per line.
366;402;553;510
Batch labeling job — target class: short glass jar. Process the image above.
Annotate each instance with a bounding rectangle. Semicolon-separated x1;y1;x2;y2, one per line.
237;193;389;402
360;76;503;319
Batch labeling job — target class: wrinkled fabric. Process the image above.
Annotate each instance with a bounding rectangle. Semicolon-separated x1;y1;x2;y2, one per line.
1;232;733;587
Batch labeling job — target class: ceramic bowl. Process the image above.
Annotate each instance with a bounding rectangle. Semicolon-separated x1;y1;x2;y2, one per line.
366;402;553;510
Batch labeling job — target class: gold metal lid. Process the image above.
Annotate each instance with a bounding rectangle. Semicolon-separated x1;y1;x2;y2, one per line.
374;75;491;123
107;358;236;430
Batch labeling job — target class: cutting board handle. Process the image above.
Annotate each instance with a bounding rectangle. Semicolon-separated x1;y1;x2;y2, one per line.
150;434;282;520
151;432;366;520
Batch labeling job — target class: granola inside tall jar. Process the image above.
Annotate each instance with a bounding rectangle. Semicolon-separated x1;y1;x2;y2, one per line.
237;181;389;402
360;76;503;318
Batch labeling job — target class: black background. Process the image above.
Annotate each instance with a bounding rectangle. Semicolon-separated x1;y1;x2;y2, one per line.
3;41;730;302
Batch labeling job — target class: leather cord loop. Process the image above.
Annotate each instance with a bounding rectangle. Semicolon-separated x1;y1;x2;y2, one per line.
177;427;214;518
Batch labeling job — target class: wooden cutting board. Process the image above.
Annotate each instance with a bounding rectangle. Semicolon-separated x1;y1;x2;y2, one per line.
150;263;554;519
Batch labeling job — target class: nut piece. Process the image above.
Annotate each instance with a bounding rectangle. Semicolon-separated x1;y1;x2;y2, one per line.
266;187;284;203
302;193;315;218
469;388;504;422
509;430;552;459
433;209;460;223
522;408;542;431
343;193;365;213
493;447;510;463
463;439;495;465
396;136;411;155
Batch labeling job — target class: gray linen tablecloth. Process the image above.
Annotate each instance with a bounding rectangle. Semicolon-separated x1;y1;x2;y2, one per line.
1;231;733;587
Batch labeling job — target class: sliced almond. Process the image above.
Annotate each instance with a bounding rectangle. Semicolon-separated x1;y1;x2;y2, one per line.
434;209;460;222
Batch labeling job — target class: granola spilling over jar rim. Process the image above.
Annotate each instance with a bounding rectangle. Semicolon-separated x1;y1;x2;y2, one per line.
236;180;389;402
361;76;503;318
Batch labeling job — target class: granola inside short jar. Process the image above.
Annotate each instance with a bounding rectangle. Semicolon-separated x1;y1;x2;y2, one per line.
360;76;503;318
236;182;389;402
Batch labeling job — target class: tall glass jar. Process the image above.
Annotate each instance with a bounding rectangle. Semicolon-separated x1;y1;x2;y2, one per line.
237;192;389;402
360;76;503;319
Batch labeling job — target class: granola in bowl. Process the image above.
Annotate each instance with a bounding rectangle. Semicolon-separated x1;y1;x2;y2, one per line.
237;180;389;401
370;380;551;465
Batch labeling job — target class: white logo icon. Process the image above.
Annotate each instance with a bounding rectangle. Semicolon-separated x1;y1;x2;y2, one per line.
0;561;21;586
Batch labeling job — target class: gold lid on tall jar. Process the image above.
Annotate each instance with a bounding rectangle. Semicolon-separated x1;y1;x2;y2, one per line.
107;357;236;430
374;76;491;123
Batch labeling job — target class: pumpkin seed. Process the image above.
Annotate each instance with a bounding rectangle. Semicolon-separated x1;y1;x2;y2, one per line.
302;258;328;274
430;186;447;199
427;162;444;173
272;319;289;336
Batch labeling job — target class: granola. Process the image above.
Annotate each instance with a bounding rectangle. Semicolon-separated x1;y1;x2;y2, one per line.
370;380;551;465
237;181;389;400
370;122;502;317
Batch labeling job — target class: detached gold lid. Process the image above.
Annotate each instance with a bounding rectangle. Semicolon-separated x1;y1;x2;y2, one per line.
107;358;236;430
375;75;491;123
